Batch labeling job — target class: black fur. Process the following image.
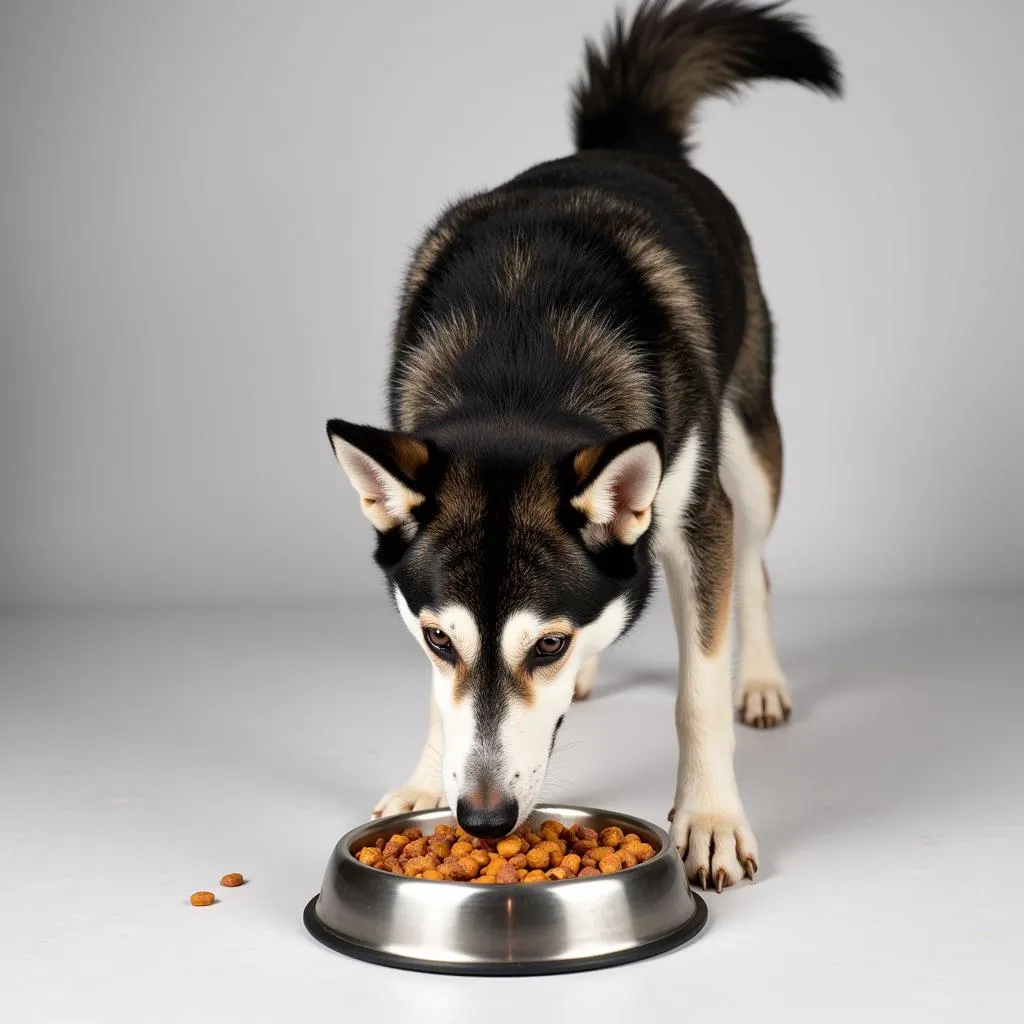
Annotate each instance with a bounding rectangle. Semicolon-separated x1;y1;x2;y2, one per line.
573;0;841;157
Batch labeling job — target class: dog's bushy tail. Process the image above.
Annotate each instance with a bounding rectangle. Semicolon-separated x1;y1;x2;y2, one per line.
572;0;841;159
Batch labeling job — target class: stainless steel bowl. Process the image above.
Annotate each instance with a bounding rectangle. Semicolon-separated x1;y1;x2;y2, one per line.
303;804;707;975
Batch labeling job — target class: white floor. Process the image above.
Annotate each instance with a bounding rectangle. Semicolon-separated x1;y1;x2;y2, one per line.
3;595;1022;1022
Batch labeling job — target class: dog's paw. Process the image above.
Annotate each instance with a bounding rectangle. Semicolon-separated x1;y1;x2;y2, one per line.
371;786;446;820
669;807;758;892
573;655;599;702
737;678;791;729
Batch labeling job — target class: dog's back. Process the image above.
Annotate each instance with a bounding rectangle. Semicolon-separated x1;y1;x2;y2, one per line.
388;0;840;466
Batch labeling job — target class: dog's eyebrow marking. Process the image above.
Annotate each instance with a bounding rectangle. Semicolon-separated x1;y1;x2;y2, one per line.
394;588;481;668
501;611;544;669
500;611;575;670
497;610;540;667
422;604;480;668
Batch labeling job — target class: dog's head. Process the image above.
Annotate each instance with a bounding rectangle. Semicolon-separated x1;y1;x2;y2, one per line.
326;417;663;836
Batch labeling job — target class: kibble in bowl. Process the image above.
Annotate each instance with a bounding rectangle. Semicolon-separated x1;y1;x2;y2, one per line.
351;818;657;884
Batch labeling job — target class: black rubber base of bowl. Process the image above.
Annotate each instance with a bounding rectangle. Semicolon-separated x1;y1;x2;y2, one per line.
302;892;708;977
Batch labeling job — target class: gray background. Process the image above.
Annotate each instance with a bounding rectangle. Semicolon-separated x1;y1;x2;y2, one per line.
1;0;1020;610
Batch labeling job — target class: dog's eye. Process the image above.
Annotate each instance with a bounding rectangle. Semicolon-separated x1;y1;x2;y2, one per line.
535;635;567;658
424;627;453;652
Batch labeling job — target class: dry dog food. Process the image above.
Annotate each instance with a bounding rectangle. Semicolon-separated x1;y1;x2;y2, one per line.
353;819;656;884
190;891;216;907
220;873;244;887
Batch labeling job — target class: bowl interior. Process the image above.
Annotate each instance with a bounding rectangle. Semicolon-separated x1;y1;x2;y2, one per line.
344;805;664;873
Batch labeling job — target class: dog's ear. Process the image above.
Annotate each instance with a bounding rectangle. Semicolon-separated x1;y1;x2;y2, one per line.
565;429;663;548
326;419;435;537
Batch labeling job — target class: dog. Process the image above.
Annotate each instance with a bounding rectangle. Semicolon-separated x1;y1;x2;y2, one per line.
326;0;840;891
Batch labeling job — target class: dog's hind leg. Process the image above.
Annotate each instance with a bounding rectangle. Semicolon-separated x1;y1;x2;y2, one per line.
720;240;791;728
719;402;791;728
371;691;447;818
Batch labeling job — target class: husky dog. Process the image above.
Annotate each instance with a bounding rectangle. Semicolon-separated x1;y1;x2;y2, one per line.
326;0;840;891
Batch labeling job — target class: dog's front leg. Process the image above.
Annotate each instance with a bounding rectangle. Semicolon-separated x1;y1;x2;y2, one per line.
662;480;758;891
371;691;447;819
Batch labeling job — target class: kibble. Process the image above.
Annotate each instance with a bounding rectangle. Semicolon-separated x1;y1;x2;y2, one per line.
219;873;245;887
352;817;658;885
190;891;215;907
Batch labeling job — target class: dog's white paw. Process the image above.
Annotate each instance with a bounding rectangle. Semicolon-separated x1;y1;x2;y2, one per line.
669;807;758;892
371;785;447;820
737;678;792;729
573;655;599;702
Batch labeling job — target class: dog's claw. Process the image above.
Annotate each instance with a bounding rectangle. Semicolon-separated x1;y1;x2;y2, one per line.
667;807;675;823
714;868;727;893
743;857;758;880
697;868;709;890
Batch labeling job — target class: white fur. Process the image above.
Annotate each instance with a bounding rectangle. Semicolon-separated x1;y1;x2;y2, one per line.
719;404;791;725
656;427;758;885
393;588;479;803
497;596;629;825
651;428;704;557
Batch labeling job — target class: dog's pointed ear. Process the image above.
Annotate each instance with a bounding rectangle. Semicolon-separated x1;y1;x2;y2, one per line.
326;419;434;537
565;430;664;548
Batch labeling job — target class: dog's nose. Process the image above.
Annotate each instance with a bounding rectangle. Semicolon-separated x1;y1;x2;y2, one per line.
455;794;519;839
